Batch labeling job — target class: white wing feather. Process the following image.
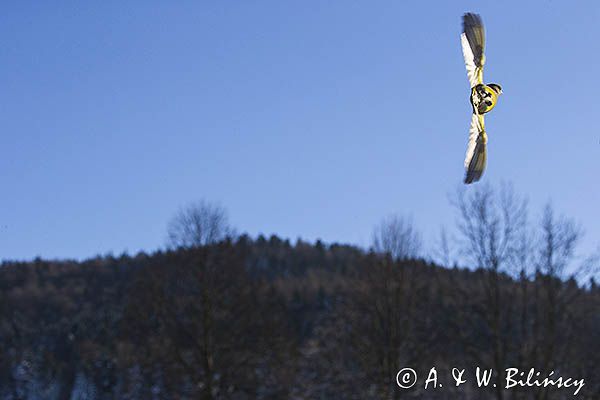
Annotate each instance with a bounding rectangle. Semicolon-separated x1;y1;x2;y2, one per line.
461;33;481;88
464;113;483;168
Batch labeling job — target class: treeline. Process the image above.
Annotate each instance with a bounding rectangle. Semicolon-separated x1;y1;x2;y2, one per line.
0;184;598;399
0;237;597;399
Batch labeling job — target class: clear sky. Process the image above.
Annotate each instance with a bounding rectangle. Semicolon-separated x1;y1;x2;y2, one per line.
1;1;598;262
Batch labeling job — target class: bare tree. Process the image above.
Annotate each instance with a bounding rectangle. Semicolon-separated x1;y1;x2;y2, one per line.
167;200;233;248
531;203;584;400
451;183;528;400
537;203;582;278
453;183;528;275
359;215;425;398
372;215;422;260
158;200;235;398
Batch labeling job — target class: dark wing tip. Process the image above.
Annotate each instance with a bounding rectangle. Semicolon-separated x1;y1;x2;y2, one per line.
464;137;486;184
464;170;483;184
461;12;485;67
464;174;477;184
462;13;483;32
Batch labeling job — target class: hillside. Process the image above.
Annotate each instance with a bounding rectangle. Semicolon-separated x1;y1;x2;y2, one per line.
0;236;597;399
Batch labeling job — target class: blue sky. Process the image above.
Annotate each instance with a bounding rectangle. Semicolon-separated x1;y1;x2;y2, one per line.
1;1;598;262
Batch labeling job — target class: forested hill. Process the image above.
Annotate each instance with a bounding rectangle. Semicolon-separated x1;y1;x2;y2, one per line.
0;236;598;399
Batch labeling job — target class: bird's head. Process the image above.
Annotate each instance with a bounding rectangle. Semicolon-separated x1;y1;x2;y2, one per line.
488;83;503;95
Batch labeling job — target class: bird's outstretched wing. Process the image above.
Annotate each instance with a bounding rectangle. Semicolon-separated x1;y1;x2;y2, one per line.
464;113;487;184
461;13;485;88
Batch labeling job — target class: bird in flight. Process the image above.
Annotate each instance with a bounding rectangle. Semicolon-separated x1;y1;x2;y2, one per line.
461;13;503;184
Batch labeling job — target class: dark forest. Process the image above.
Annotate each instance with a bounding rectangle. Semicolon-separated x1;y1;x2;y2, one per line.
0;185;598;399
